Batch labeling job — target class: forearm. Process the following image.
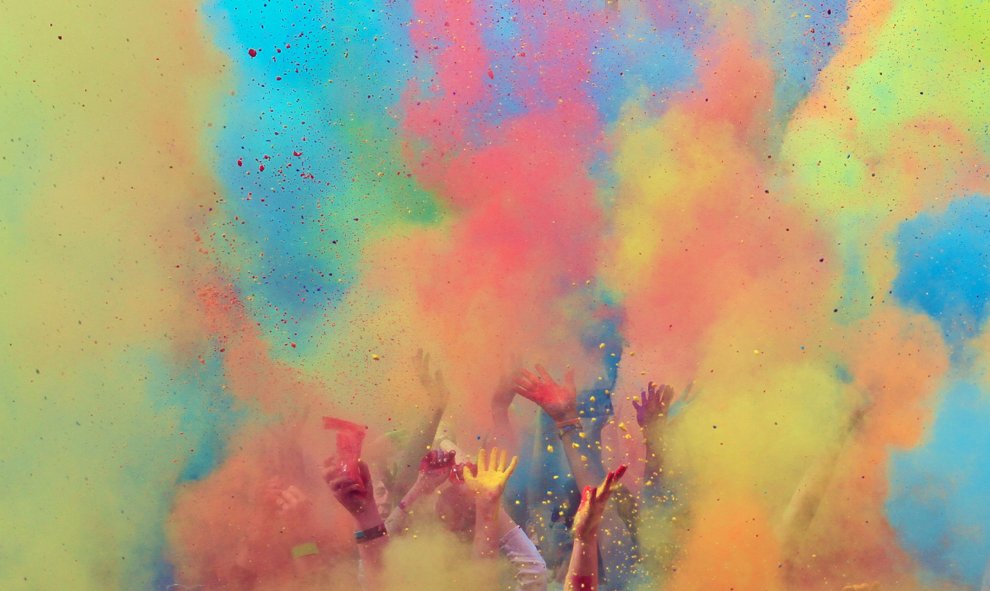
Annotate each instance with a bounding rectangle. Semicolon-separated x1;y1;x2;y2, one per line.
357;536;388;573
384;503;408;535
566;537;599;591
353;511;389;583
643;436;663;489
473;501;518;558
384;480;431;534
560;426;605;491
597;508;636;586
490;406;519;452
393;407;446;496
473;501;503;558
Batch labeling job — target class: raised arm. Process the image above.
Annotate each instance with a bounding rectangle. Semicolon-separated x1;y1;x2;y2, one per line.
513;366;601;489
567;465;628;591
390;350;451;497
632;381;673;498
464;447;520;558
515;365;636;588
323;458;388;588
384;449;455;534
490;370;522;451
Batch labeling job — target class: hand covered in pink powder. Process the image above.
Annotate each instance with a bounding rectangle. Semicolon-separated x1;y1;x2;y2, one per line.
513;365;578;423
412;449;456;494
323;458;380;528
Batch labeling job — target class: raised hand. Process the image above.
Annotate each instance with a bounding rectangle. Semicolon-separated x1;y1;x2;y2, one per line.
414;349;450;411
414;449;456;493
632;381;672;428
572;464;628;542
323;457;380;528
266;480;311;516
512;364;578;423
464;447;518;507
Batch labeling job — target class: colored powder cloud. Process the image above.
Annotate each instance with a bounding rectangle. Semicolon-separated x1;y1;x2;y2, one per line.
4;1;990;590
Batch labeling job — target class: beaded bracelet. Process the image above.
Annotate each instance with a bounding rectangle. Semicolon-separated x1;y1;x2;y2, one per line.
557;417;582;440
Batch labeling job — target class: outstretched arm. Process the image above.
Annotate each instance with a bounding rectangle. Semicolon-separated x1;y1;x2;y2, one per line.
513;366;602;489
391;350;450;497
632;382;673;499
465;447;520;558
515;366;636;587
384;449;455;534
566;465;627;591
323;458;388;587
490;370;522;452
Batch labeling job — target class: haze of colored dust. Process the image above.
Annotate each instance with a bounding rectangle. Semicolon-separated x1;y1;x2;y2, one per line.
2;1;990;590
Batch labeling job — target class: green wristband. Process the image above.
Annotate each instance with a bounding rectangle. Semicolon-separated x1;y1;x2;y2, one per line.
291;542;319;559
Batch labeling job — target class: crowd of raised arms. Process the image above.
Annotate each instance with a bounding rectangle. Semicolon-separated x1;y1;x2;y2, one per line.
190;349;922;591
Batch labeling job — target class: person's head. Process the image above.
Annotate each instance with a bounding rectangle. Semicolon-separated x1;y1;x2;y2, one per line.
435;482;475;538
365;430;405;519
369;463;395;520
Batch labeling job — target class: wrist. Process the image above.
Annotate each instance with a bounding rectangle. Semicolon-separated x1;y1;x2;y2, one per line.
569;574;596;591
354;522;388;544
491;406;511;422
399;488;424;511
640;419;660;431
407;480;429;499
353;508;384;530
474;497;500;520
552;407;579;424
557;417;583;440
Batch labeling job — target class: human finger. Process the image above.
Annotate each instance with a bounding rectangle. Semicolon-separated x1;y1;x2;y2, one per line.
505;455;518;479
534;364;554;384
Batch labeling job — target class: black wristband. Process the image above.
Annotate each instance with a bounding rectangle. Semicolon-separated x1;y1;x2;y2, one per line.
354;523;387;544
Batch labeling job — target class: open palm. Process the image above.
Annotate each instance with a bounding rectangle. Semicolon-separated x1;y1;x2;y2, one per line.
464;447;518;505
572;464;627;541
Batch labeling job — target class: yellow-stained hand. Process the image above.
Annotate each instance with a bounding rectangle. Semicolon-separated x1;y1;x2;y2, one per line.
464;447;518;506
